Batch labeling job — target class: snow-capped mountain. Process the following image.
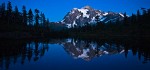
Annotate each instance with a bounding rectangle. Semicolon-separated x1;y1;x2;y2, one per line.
61;6;124;28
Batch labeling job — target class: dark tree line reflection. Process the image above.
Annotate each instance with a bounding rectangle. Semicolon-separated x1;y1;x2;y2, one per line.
0;38;150;70
0;39;49;70
125;38;150;64
62;38;150;63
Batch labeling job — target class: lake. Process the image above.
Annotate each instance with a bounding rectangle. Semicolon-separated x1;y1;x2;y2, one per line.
0;38;150;70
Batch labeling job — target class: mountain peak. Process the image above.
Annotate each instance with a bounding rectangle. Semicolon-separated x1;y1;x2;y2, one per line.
82;5;93;9
62;6;125;28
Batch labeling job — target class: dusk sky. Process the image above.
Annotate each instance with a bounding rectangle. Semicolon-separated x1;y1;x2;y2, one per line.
0;0;150;22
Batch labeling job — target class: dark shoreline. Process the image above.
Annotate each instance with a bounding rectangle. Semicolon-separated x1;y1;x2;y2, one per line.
0;32;149;41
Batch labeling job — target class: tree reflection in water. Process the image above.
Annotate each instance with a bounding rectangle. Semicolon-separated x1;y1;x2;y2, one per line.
61;38;150;63
0;39;49;70
0;38;149;70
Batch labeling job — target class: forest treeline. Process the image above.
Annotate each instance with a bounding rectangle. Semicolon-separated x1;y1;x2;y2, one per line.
0;1;150;39
0;1;51;31
0;1;56;38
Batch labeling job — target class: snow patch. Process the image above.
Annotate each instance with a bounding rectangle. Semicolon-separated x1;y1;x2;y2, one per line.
78;49;89;58
103;12;108;16
71;11;75;14
90;17;96;23
66;24;72;28
99;15;103;19
96;13;103;19
92;17;95;21
100;45;106;51
104;51;109;54
105;17;118;23
76;15;81;19
99;10;102;12
71;53;75;56
97;13;101;16
73;39;76;46
86;14;90;18
66;39;72;43
76;48;81;52
100;17;107;21
61;19;65;22
78;8;90;18
119;13;124;17
73;8;78;10
90;43;96;50
73;21;77;28
120;50;125;54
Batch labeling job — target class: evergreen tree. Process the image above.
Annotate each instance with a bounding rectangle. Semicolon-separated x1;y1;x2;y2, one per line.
123;12;128;25
141;8;147;15
116;18;120;25
130;13;137;34
35;9;40;27
0;3;5;24
14;6;19;25
147;9;150;23
40;12;42;25
1;3;5;12
137;10;141;22
40;13;46;26
28;9;33;26
148;9;150;16
131;13;137;27
14;6;19;15
7;1;12;14
22;5;27;26
45;18;50;32
141;8;147;22
7;1;12;24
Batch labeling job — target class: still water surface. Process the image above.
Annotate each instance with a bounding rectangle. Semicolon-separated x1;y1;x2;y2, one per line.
0;38;150;70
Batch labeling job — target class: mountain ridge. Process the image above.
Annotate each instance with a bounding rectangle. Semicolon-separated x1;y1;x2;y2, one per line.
60;6;125;28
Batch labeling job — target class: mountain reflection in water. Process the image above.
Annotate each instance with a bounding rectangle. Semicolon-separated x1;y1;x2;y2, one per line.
0;38;150;70
62;39;124;61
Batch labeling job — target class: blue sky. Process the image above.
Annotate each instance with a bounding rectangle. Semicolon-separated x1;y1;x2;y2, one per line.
0;0;150;22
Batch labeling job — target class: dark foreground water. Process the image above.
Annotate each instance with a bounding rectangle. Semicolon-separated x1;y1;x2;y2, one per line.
0;38;150;70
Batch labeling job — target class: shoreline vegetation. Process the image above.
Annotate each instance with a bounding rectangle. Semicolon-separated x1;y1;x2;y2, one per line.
0;1;150;40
